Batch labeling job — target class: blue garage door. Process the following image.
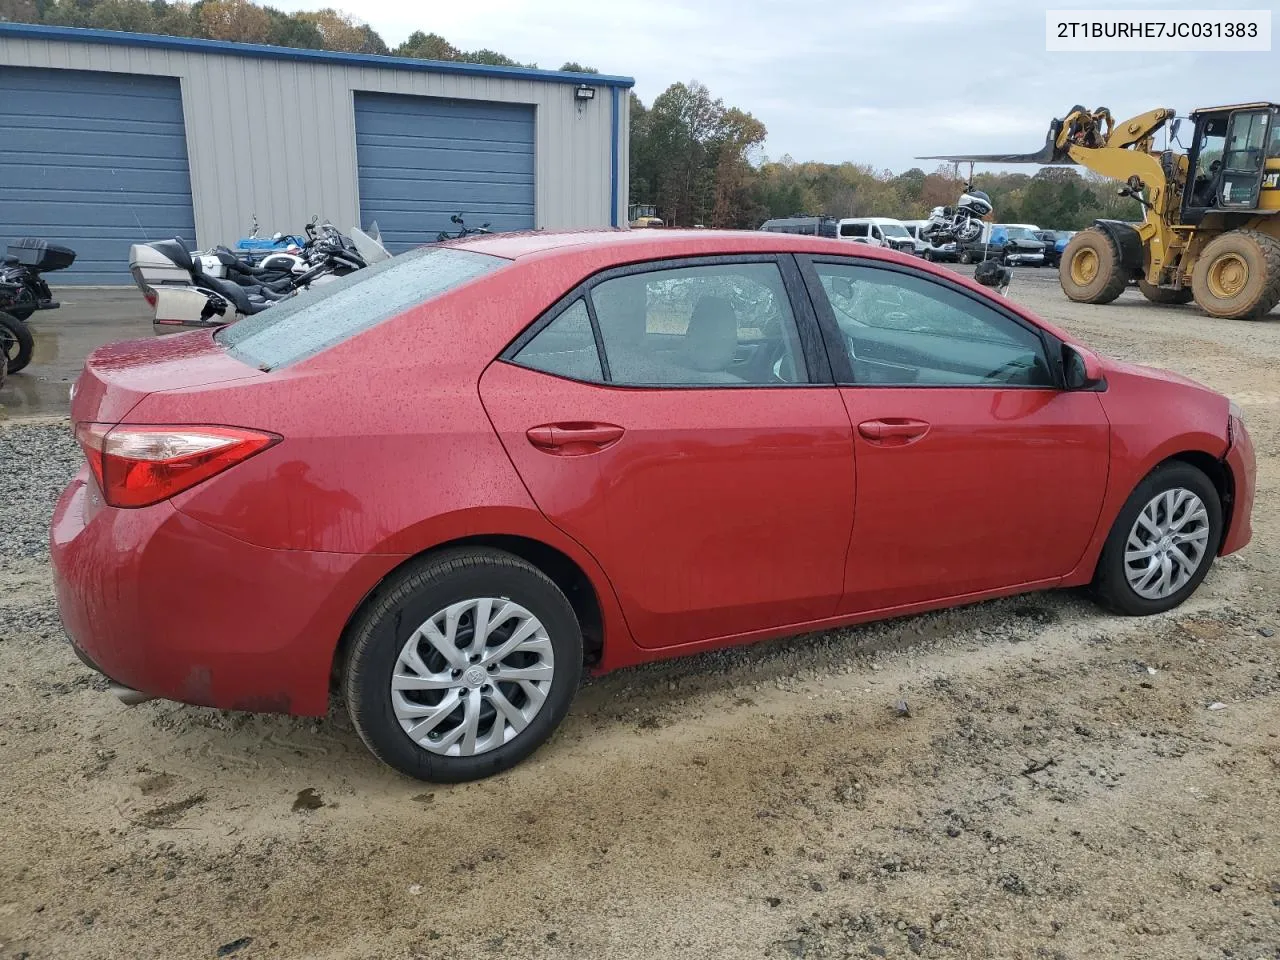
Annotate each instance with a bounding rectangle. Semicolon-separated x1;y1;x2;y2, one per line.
354;92;535;251
0;67;195;284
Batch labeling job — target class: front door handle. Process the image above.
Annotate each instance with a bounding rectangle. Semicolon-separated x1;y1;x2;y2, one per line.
857;418;930;445
527;422;625;454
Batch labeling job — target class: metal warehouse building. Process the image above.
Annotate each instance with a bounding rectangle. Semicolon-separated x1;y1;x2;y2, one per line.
0;23;633;283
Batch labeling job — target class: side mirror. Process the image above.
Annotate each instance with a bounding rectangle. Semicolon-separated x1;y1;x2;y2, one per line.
1170;117;1182;141
1064;344;1105;390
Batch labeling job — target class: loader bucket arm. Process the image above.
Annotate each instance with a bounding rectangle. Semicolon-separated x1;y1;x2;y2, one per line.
918;118;1072;165
918;108;1175;167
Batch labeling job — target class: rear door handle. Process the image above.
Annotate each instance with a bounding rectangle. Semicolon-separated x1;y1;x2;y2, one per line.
857;418;930;445
526;422;625;454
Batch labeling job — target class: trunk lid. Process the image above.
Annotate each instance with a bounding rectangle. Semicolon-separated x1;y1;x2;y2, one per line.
72;330;264;424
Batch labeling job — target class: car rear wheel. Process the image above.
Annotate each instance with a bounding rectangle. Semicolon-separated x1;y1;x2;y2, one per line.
344;547;583;782
1093;462;1222;616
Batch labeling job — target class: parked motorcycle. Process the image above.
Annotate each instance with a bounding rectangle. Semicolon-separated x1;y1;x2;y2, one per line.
130;220;390;333
0;311;33;377
437;214;492;242
921;186;994;244
0;238;75;322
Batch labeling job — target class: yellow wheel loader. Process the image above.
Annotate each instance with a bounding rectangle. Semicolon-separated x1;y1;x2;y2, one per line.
925;103;1280;320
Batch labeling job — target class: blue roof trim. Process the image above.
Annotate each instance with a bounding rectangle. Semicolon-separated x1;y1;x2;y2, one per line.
0;22;635;88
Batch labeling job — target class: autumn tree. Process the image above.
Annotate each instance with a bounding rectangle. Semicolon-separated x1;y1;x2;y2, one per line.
297;8;383;53
197;0;269;43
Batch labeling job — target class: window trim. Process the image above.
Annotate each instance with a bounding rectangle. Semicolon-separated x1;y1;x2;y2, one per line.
795;254;1065;390
500;253;835;388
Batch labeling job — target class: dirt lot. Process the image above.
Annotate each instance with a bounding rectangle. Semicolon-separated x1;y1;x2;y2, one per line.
2;271;1278;960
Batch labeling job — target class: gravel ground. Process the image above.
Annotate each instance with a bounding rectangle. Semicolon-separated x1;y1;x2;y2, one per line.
1;271;1279;960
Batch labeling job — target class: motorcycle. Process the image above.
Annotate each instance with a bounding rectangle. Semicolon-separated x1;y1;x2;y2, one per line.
0;310;33;378
130;221;390;333
921;186;994;244
0;238;75;322
437;214;492;242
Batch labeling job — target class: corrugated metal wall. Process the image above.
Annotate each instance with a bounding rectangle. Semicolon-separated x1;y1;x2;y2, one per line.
0;33;627;253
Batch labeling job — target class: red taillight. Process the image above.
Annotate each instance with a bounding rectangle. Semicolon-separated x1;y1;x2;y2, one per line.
143;288;158;307
75;423;280;508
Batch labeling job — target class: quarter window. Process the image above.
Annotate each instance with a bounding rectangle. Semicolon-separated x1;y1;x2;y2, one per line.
812;263;1054;387
512;299;602;382
590;262;809;386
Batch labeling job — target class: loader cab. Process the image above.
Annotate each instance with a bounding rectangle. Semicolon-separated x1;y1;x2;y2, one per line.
1183;103;1280;222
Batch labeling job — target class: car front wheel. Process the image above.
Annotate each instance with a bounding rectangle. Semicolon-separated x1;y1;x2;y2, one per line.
1093;462;1223;616
344;548;583;782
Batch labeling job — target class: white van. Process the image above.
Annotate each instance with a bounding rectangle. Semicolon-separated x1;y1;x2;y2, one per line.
899;220;934;256
835;217;918;256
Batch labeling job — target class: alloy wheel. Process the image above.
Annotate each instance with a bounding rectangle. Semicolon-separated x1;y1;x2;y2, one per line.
391;597;555;757
1123;488;1211;600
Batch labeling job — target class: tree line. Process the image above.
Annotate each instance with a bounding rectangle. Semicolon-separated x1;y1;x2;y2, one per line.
1;0;1139;230
629;84;1142;230
0;0;574;66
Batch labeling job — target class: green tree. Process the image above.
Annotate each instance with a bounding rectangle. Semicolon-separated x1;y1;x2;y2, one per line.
394;30;459;60
265;7;324;48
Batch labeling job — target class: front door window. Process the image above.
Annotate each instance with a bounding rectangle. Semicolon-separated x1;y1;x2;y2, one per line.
1220;109;1270;207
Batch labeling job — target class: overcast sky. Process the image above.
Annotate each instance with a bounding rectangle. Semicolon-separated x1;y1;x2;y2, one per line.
270;0;1277;173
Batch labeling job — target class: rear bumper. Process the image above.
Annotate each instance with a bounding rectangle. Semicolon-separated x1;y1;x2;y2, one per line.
1220;415;1256;556
50;470;400;716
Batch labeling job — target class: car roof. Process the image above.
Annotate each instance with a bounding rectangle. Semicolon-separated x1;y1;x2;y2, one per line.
455;228;902;261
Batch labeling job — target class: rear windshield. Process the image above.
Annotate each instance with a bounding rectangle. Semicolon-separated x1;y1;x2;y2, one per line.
217;247;507;370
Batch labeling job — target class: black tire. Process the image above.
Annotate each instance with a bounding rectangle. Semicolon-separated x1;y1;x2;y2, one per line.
1092;462;1223;616
959;248;974;265
1137;278;1194;304
924;250;935;262
0;312;33;374
1190;228;1280;320
1060;227;1128;304
343;547;583;782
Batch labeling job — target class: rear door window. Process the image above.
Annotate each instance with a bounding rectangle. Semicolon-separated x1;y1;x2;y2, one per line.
217;247;507;369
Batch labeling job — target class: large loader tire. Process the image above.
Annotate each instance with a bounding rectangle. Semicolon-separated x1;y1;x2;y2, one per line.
1190;229;1280;320
1137;278;1194;304
1060;228;1128;304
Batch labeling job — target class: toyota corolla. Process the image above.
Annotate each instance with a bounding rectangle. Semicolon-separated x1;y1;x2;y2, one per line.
51;230;1255;782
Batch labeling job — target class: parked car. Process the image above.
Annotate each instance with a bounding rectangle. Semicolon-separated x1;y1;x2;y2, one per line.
959;224;1046;266
760;215;839;238
1033;230;1061;266
920;237;960;263
836;217;918;256
52;230;1256;783
1051;230;1076;267
900;220;936;257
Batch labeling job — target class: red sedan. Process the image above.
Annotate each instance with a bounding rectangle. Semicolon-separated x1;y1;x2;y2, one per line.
51;231;1256;782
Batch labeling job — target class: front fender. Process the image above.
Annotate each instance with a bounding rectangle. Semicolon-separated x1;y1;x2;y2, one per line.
1093;220;1145;278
